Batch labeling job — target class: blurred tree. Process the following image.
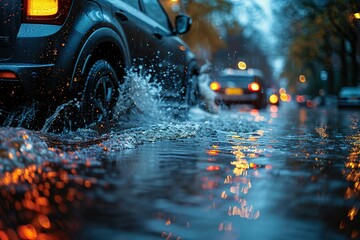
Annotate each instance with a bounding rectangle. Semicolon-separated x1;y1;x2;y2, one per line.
326;0;360;87
213;30;274;87
161;0;275;84
161;0;242;61
273;0;360;96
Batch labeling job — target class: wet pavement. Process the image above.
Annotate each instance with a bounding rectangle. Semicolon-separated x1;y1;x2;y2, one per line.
0;102;359;240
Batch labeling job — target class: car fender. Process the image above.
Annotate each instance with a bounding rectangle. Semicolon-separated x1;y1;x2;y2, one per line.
60;1;130;98
68;26;131;99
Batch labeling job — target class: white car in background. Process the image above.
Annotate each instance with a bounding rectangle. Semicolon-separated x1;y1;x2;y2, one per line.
338;87;360;108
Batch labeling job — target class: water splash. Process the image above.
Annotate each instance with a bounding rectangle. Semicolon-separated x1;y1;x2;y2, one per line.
2;101;39;128
0;100;80;133
40;68;165;133
198;61;219;114
41;100;77;133
113;67;164;126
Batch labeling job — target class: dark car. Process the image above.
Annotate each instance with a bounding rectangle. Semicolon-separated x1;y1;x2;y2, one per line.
0;0;200;131
209;68;268;109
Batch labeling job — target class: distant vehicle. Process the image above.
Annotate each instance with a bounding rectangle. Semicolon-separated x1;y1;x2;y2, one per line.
0;0;200;131
209;68;268;109
337;87;360;107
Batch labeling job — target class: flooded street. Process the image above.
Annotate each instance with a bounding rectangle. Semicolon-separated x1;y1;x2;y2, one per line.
1;0;359;239
0;103;359;240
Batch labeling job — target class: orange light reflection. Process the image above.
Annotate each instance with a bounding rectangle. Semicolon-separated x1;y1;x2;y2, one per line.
341;133;360;234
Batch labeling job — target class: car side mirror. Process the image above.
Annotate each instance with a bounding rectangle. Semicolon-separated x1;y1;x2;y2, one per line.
175;15;192;34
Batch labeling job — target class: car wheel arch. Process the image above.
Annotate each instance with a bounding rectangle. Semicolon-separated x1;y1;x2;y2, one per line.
69;27;131;100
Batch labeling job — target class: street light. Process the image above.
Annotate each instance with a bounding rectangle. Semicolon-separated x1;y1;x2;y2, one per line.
299;74;306;83
237;61;247;70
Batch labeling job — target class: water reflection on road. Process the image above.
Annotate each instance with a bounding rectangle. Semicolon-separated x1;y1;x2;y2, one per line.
0;103;359;240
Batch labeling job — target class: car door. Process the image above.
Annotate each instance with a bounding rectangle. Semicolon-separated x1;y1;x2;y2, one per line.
139;0;188;99
111;0;154;70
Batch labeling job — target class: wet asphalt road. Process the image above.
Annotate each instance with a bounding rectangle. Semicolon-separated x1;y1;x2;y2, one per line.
0;102;359;240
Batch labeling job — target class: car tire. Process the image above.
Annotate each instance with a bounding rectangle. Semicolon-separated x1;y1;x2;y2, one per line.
185;74;200;107
254;95;266;109
81;59;120;131
254;100;262;109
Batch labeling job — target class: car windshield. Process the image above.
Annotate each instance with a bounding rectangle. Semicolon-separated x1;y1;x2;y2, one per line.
340;87;360;96
219;76;255;85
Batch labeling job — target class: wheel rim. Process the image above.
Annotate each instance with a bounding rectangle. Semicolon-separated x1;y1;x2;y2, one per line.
91;74;117;123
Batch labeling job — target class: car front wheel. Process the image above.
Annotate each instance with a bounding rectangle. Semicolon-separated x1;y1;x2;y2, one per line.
82;59;120;131
185;74;200;107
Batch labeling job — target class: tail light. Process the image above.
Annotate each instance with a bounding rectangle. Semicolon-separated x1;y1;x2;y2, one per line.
248;82;260;92
210;81;221;92
296;95;305;103
0;71;18;80
23;0;72;25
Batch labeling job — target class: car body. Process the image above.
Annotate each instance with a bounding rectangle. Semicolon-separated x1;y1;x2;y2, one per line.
337;87;360;107
0;0;199;131
209;68;268;109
